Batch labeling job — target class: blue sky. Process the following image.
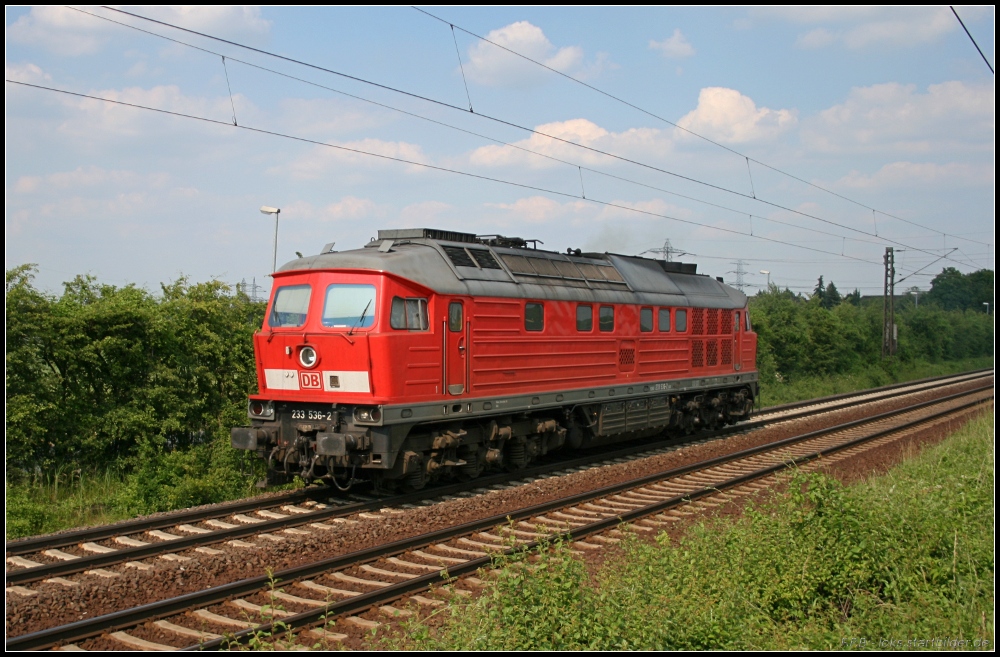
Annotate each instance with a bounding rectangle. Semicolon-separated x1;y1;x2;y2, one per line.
6;6;995;297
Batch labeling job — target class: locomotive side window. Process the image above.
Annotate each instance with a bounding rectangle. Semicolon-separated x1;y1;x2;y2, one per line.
525;303;544;332
599;306;614;332
390;297;428;330
745;311;752;332
268;284;311;328
734;311;741;332
448;302;463;332
640;307;653;332
658;308;671;332
577;304;593;331
322;284;376;328
675;309;688;332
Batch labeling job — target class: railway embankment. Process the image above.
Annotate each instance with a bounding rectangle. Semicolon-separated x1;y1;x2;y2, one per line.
378;410;994;651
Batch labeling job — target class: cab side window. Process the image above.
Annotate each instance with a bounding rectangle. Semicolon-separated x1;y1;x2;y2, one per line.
675;309;688;332
390;297;428;330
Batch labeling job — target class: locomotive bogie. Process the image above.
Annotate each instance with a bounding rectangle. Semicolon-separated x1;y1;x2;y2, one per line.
232;228;760;490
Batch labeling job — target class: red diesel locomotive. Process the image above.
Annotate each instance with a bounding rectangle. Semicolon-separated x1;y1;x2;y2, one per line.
231;228;758;490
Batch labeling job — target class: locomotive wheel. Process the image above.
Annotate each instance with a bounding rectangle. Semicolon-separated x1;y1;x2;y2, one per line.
400;456;427;492
457;449;485;481
505;441;527;472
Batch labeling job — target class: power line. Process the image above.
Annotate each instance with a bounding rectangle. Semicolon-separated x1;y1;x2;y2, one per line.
950;6;995;74
88;6;983;269
413;6;988;249
8;78;889;267
59;7;934;263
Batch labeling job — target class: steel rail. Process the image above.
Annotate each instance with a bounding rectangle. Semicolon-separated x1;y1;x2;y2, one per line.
9;370;989;584
6;369;991;584
206;392;993;651
8;384;990;651
6;367;988;559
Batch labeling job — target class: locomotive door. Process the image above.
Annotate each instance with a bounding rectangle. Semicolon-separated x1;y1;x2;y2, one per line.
446;300;467;395
733;310;743;371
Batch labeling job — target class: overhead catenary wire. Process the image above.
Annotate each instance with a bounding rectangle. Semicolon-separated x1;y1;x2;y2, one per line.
7;78;887;267
413;6;989;248
61;6;945;261
950;6;995;74
87;6;983;269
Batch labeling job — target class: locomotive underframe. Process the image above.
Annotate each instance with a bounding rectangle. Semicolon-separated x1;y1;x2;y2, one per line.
232;374;758;491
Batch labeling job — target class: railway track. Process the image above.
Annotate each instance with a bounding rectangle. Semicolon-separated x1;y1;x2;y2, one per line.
7;380;992;651
6;369;989;589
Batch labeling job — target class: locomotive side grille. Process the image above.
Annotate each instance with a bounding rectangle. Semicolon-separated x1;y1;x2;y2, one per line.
598;402;627;435
707;309;719;335
721;339;733;365
692;339;704;368
468;248;503;270
500;254;536;274
619;347;636;369
707;340;719;367
442;245;478;268
691;309;705;336
721;309;733;335
625;398;648;431
528;257;562;277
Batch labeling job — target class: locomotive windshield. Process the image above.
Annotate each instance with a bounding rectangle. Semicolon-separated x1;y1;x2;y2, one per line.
323;284;376;328
268;284;311;328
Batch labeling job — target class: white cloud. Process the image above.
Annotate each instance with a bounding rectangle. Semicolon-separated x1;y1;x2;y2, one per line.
469;118;672;169
6;6;270;56
53;84;251;138
284;197;383;222
754;7;973;50
649;29;695;59
802;81;995;154
677;88;797;144
835;162;995;190
12;166;170;194
464;21;608;87
487;196;583;223
399;201;452;224
5;62;52;84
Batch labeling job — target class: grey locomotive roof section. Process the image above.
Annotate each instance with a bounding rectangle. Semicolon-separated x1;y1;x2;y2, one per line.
279;236;747;309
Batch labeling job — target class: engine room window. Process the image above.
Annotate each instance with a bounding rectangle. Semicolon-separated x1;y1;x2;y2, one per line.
449;301;463;332
525;302;544;331
675;309;688;332
640;307;653;332
322;284;376;328
658;308;671;332
577;304;593;331
390;297;428;330
268;284;311;328
599;306;614;332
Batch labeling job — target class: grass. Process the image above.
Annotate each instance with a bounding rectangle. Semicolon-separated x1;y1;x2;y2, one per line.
383;411;995;651
757;356;993;407
5;466;131;539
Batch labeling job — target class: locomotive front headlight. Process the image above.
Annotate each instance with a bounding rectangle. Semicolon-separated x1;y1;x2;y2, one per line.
353;406;382;423
299;346;318;369
248;400;274;419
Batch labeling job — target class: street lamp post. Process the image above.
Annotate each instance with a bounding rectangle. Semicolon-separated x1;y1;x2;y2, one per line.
260;206;281;273
984;302;991;314
759;269;771;288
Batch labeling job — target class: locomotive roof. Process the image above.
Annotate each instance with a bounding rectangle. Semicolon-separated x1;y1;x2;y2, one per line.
278;228;747;309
